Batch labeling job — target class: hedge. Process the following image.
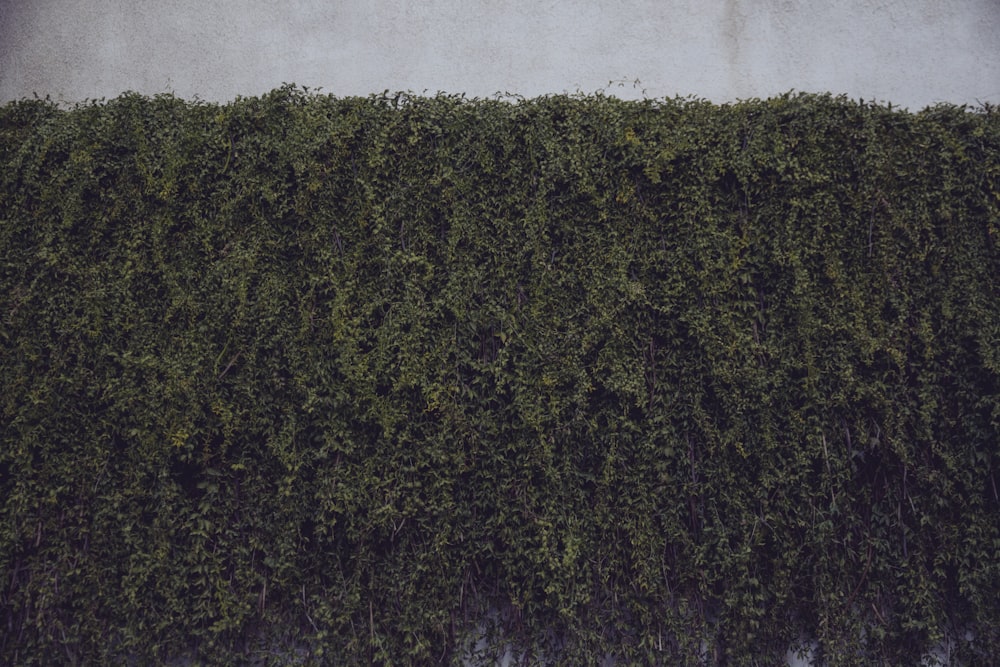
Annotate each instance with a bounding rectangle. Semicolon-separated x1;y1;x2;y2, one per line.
1;86;999;665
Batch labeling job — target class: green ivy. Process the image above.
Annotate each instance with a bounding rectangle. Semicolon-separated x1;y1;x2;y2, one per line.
1;86;998;665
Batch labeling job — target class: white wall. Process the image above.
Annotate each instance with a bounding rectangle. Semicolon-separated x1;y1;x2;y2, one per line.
2;0;999;109
1;2;992;664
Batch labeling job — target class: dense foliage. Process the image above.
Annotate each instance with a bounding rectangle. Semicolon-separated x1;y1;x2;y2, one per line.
1;87;998;665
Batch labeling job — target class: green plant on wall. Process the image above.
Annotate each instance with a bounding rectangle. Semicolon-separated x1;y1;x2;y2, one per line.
0;86;998;664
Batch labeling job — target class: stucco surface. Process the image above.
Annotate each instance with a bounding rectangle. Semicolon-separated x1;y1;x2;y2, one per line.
1;0;999;108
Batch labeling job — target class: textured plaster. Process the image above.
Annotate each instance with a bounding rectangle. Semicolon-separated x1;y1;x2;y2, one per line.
1;0;999;108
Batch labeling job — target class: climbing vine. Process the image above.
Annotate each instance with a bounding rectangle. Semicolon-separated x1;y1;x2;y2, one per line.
1;87;998;664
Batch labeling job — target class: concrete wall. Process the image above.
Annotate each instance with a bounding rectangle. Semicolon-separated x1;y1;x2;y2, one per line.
0;3;993;665
2;0;999;109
